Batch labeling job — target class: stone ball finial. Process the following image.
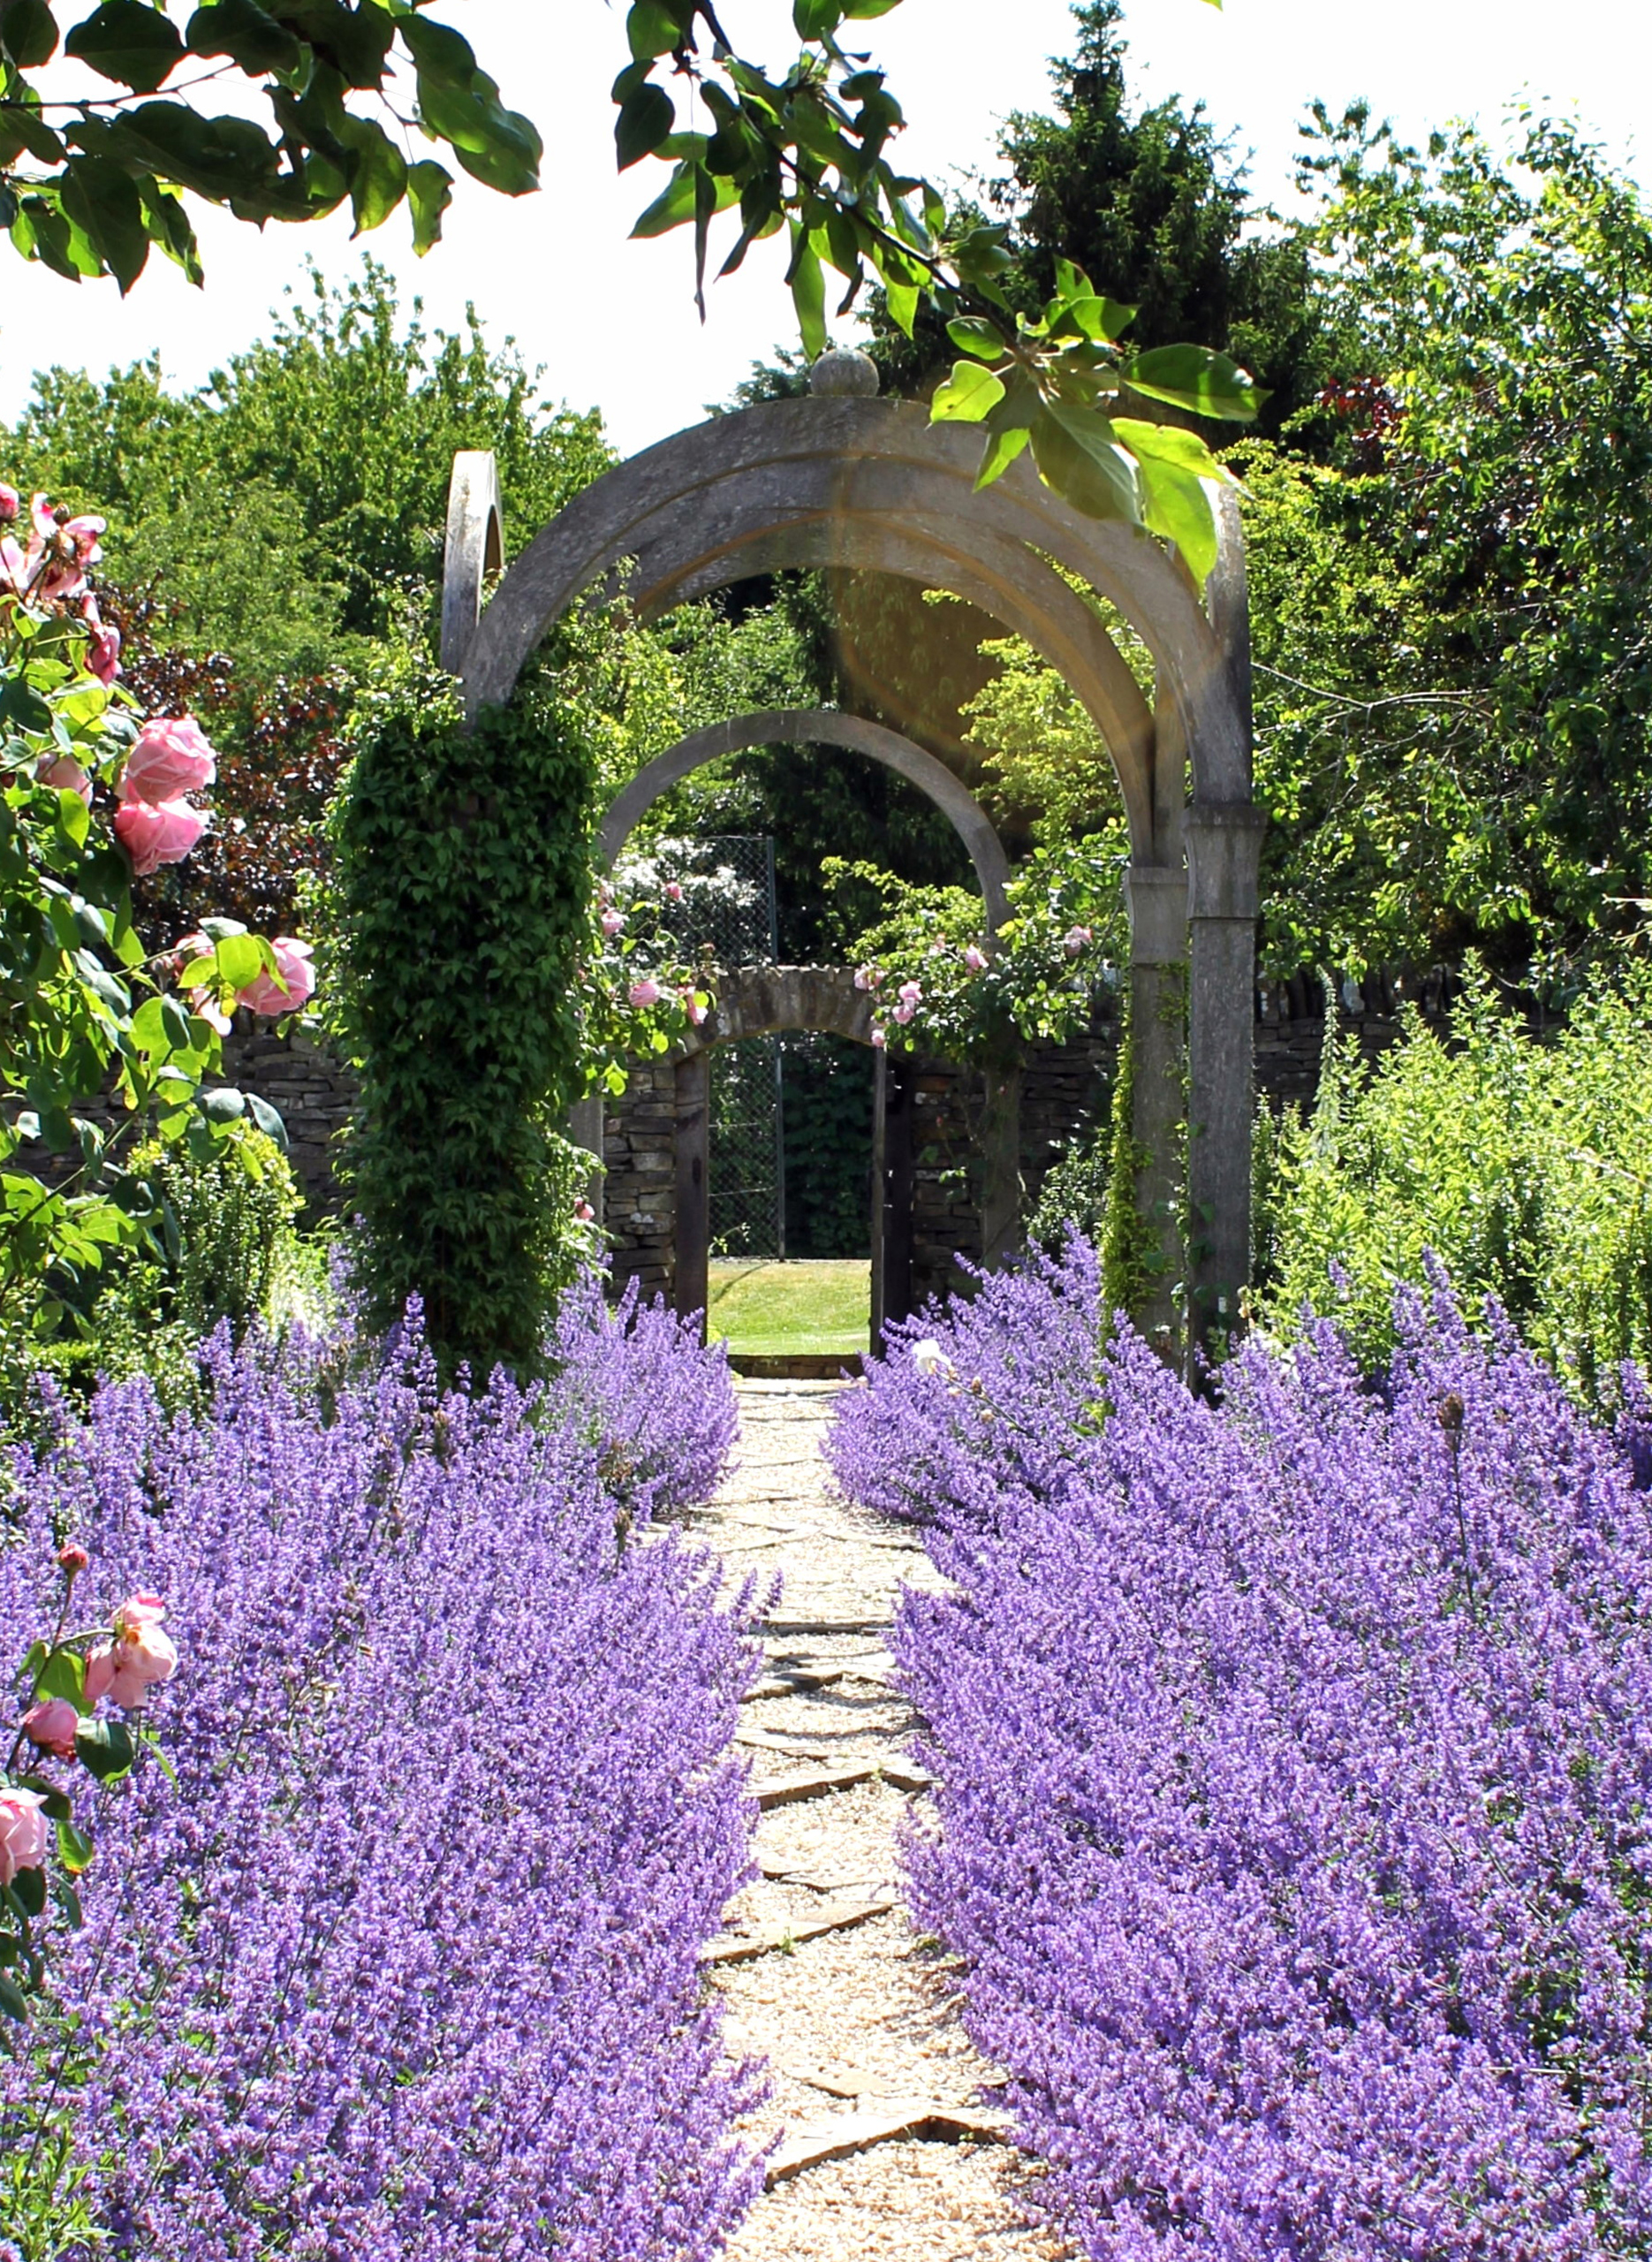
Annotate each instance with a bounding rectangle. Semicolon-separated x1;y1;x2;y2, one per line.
808;348;880;399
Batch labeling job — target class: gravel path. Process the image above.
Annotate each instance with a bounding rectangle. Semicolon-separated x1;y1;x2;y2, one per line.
691;1379;1072;2262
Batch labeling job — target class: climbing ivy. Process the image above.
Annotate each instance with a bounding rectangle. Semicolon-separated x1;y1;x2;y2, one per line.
330;661;596;1381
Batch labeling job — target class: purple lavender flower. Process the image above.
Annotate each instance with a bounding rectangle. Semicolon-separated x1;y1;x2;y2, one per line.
838;1253;1652;2258
1;1303;757;2258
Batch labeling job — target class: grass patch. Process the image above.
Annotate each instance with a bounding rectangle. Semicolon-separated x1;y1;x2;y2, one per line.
707;1258;869;1356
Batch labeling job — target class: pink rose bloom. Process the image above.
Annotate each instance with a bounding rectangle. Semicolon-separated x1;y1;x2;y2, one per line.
238;937;315;1018
0;533;26;597
574;1196;595;1223
1063;925;1093;956
870;1025;887;1050
601;907;625;939
0;484;17;522
898;981;922;1006
61;512;104;566
29;493;55;543
628;977;662;1010
893;1001;916;1025
853;967;873;992
22;1697;79;1762
37;755;92;805
964;945;989;972
122;715;216;804
0;1788;49;1888
664;881;684;901
116;794;207;876
681;989;707;1027
87;1593;178;1710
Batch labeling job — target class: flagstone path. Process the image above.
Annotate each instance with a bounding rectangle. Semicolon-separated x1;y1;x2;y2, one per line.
690;1378;1072;2262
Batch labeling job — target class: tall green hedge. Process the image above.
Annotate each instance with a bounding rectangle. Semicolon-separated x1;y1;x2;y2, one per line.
331;664;596;1379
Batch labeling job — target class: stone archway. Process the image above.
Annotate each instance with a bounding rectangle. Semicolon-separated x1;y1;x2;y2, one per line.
444;381;1261;1354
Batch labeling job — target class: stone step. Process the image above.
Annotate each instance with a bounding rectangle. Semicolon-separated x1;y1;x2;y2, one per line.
702;1899;895;1966
764;2101;1012;2185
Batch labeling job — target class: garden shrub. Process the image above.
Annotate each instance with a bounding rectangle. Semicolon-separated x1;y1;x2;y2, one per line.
331;661;598;1382
834;1263;1652;2258
0;1299;760;2258
1257;962;1652;1402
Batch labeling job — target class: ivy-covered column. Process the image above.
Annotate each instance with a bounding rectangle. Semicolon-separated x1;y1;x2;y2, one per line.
1118;867;1188;1353
1185;805;1267;1355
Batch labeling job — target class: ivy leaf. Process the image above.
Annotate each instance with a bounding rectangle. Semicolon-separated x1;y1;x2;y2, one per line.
1121;344;1263;422
64;0;185;90
930;358;1005;424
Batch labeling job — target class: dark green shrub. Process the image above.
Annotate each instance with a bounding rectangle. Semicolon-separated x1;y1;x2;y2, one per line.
330;660;596;1381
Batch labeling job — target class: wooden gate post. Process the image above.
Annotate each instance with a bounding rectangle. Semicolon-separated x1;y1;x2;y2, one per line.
674;1051;710;1341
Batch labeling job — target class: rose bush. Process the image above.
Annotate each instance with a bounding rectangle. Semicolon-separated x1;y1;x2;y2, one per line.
0;480;314;1385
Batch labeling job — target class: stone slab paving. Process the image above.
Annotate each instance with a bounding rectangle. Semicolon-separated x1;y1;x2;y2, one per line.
688;1379;1073;2262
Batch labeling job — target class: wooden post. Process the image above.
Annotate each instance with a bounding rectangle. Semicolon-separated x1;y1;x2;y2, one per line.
674;1050;710;1342
881;1054;914;1342
870;1046;887;1354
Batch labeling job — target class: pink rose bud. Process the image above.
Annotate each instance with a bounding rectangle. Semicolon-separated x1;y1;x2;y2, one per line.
628;977;662;1009
664;881;684;901
870;1026;887;1049
37;755;92;805
237;937;315;1018
1063;925;1093;956
601;907;625;939
120;716;216;805
81;598;121;685
115;794;207;876
22;1697;79;1762
681;989;707;1027
0;484;18;522
0;1788;49;1888
57;1541;89;1574
964;945;988;972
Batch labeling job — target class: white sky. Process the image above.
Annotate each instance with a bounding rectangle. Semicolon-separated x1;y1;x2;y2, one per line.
1;0;1647;452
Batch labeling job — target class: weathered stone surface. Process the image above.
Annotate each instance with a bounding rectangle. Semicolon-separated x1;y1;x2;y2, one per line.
701;1899;896;1966
763;2101;1012;2185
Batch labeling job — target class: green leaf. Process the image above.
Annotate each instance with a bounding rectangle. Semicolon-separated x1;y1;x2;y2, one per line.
74;1716;136;1781
883;279;918;338
55;1818;95;1875
1030;402;1140;522
0;1970;27;2021
338;113;405;235
626;0;681;57
186;0;303;75
974;422;1031;489
61;154;150;292
0;676;51;734
945;315;1003;361
930;358;1005;424
64;0;185;90
1;0;57;65
788;223;827;359
9;1863;44;1918
405;158;452;254
616;82;674;171
102;103;284;207
213;930;264;991
200;1085;246;1124
1133;453;1220;581
1121;344;1262;423
1065;294;1134;344
35;1646;87;1711
245;1089;288;1150
792;0;842;36
1112;415;1231;482
160;994;194;1050
842;0;903;15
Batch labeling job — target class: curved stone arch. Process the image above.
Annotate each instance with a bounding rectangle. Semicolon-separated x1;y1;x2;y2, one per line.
601;711;1013;932
673;964;874;1053
448;393;1261;1354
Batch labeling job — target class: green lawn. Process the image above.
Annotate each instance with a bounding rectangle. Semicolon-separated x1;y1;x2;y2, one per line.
706;1258;869;1356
